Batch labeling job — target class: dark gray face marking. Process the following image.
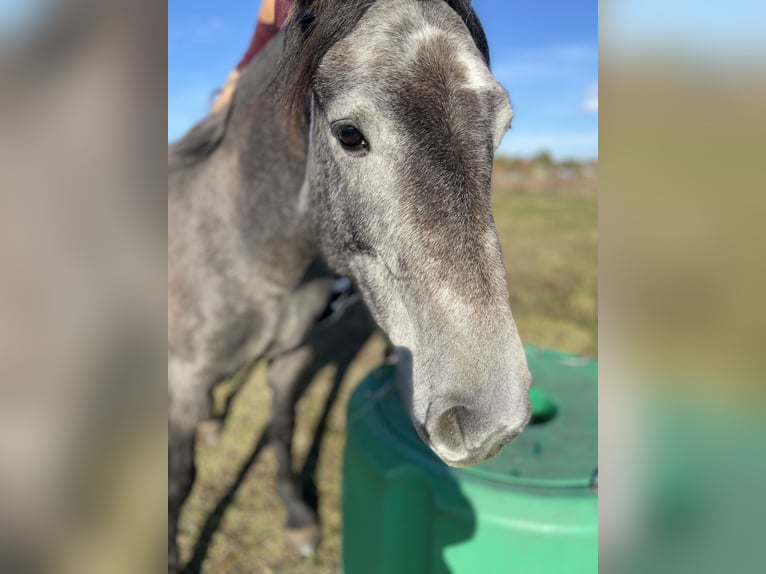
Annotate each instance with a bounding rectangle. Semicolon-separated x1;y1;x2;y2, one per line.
387;35;502;303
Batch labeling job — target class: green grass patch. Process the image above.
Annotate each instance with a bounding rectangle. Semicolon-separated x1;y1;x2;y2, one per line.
493;191;597;358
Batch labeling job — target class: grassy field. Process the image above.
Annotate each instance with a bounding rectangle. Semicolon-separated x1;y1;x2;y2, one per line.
494;190;598;358
178;186;597;573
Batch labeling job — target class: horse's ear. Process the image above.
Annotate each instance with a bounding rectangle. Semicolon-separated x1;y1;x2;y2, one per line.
444;0;490;65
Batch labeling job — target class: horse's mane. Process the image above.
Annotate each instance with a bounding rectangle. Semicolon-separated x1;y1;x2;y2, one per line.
169;0;490;168
168;101;234;170
275;0;490;123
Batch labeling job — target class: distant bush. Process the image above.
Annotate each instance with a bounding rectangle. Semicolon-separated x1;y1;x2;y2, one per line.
531;151;554;168
493;153;595;174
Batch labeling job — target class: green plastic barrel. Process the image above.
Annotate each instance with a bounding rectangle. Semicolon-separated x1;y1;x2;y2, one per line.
342;346;598;574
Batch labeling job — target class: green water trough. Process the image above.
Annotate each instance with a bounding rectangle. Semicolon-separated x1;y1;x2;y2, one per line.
342;346;598;574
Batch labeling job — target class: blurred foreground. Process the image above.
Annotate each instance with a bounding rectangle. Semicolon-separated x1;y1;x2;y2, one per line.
600;2;766;572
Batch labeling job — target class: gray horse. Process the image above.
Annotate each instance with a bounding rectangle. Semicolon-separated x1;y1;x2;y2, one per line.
168;0;531;571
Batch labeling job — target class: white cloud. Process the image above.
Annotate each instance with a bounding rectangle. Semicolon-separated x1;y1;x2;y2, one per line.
492;43;598;85
583;82;598;114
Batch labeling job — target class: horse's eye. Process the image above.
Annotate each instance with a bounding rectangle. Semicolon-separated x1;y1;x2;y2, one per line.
336;125;368;151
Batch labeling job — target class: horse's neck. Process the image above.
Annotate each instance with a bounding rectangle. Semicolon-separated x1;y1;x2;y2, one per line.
219;36;317;290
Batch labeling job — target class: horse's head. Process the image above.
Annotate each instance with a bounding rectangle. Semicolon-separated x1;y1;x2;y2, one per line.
281;0;531;466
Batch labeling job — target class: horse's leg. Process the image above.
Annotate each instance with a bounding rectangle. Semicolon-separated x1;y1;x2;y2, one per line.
267;347;323;556
168;362;215;574
198;364;253;446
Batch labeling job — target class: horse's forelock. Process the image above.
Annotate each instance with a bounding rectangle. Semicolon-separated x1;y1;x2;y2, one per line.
274;0;490;125
273;0;377;124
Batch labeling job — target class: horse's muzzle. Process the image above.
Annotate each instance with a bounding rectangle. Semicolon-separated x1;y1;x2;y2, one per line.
422;402;530;467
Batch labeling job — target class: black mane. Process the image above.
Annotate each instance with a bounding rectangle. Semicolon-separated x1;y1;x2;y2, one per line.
168;101;233;170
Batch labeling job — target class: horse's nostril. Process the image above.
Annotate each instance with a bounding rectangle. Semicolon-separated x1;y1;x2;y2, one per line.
431;405;469;454
425;402;528;466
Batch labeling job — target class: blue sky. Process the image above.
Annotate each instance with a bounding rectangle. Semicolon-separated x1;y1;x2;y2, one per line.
168;0;598;159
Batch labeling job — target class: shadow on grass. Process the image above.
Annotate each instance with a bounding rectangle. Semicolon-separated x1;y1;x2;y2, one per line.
184;296;378;573
183;362;351;574
183;424;271;574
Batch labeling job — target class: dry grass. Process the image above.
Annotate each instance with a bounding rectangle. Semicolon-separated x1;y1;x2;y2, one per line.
178;182;597;573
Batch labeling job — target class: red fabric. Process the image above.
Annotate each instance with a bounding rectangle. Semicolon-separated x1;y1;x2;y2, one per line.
236;0;293;71
274;0;292;25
